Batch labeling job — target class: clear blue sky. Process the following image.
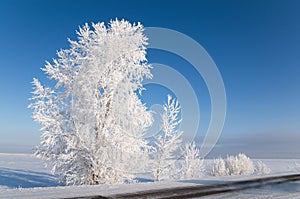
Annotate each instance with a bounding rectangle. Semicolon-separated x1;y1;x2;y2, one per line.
0;0;299;158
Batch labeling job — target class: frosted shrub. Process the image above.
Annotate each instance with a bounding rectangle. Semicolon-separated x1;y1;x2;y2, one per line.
227;153;254;175
210;153;255;176
158;163;182;181
183;142;204;179
239;153;255;175
255;161;271;174
211;157;228;176
296;162;300;171
226;155;241;175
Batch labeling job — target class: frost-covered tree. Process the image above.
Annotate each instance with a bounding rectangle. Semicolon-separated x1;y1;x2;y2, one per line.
29;19;153;185
183;142;204;179
153;95;183;181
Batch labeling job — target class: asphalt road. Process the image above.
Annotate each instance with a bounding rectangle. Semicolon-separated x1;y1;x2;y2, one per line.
69;173;300;199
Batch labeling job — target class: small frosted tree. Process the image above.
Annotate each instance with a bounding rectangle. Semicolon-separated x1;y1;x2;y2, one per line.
29;19;153;185
153;95;183;181
183;142;204;179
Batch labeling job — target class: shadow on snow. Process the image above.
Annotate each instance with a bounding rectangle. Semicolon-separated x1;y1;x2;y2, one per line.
0;167;58;188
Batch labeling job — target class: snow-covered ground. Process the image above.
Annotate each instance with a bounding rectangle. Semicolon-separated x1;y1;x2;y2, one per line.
0;153;299;198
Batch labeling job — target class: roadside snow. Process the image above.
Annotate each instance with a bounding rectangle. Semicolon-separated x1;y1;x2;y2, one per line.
0;153;299;198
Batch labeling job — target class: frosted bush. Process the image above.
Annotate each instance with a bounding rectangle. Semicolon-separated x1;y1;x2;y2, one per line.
226;155;241;175
210;153;255;176
233;153;254;175
183;142;204;179
297;163;300;171
159;163;182;181
225;153;254;175
255;161;271;174
289;161;300;171
211;157;228;176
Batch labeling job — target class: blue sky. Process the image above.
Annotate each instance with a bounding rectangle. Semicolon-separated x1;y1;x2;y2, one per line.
0;0;299;158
